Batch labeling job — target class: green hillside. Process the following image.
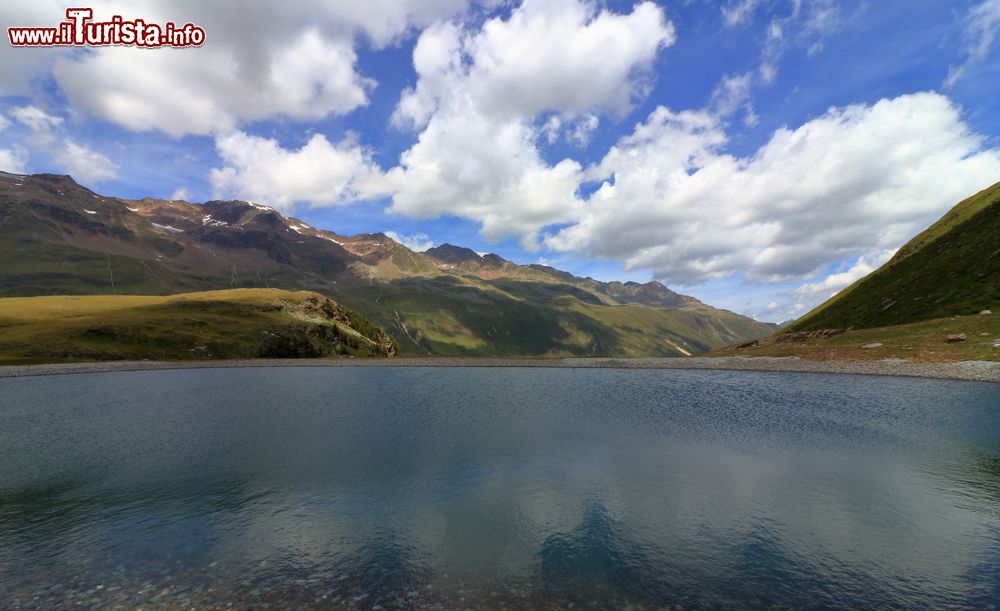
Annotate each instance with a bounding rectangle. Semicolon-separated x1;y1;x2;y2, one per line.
715;313;1000;362
788;181;1000;331
333;277;767;357
0;289;397;365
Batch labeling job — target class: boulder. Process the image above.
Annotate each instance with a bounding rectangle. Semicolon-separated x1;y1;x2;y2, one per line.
861;343;883;350
736;339;759;349
980;310;993;315
947;334;967;343
775;329;845;343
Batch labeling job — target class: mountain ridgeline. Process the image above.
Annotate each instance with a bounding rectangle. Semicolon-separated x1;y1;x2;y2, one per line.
0;172;773;357
788;180;1000;332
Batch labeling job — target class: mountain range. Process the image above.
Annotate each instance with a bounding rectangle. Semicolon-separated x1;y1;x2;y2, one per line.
0;171;773;357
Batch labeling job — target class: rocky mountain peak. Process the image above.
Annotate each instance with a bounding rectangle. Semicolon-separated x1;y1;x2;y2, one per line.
425;243;484;264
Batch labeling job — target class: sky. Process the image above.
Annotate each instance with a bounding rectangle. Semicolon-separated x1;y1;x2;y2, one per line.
1;0;999;322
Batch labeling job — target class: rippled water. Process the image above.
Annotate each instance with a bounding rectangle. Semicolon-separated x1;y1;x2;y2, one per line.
1;367;999;609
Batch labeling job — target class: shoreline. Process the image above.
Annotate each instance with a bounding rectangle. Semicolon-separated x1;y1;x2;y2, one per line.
0;356;998;383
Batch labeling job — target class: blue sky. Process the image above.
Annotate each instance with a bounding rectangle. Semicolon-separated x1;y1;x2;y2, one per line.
1;0;999;321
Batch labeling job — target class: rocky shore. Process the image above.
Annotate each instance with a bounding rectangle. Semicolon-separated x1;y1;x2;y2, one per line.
0;356;998;383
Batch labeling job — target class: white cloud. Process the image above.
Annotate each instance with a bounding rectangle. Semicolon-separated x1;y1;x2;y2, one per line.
790;254;885;300
0;0;64;96
385;231;434;252
546;93;1000;286
1;104;119;181
705;0;846;142
383;0;673;248
464;0;671;119
759;62;777;85
209;130;385;210
54;140;118;183
394;0;673;128
710;72;754;120
796;0;844;36
391;21;466;129
758;0;843;84
0;145;28;174
540;113;600;147
946;0;1000;87
55;29;371;138
722;0;762;27
752;249;895;322
10;105;63;133
0;111;9;132
171;187;193;201
0;0;477;137
312;0;477;48
541;115;563;144
383;102;584;249
567;114;600;147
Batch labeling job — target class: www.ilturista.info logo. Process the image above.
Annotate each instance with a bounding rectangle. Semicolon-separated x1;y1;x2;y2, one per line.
8;8;205;48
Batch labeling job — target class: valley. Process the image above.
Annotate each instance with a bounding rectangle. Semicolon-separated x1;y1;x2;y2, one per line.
0;171;773;358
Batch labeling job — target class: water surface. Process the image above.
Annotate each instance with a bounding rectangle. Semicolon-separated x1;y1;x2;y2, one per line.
1;367;999;609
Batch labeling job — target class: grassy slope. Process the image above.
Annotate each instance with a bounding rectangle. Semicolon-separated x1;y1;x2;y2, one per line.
331;277;772;358
713;313;1000;362
788;181;1000;331
0;289;396;365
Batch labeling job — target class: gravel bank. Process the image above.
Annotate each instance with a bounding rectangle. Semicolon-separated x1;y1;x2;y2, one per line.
0;356;998;383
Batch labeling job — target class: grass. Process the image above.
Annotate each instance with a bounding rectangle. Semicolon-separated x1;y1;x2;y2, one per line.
789;181;1000;332
893;181;1000;260
0;289;396;365
330;276;774;358
712;313;1000;362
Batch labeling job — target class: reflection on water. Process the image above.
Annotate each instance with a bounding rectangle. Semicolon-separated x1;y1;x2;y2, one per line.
540;500;670;605
1;367;999;609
